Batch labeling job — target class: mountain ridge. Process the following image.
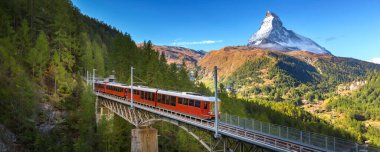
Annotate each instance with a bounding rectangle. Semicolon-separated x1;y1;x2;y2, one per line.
137;44;206;69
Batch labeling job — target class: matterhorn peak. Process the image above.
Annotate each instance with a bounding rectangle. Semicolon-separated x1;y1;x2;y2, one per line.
248;11;331;54
265;11;277;18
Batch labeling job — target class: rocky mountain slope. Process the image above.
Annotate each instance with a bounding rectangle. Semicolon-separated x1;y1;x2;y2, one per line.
138;44;206;69
248;11;330;54
198;46;380;101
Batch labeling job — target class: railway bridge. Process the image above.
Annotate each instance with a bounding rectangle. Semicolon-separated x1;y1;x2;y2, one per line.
95;92;379;152
88;68;379;152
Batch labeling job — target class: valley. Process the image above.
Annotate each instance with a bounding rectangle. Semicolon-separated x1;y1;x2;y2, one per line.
1;0;380;151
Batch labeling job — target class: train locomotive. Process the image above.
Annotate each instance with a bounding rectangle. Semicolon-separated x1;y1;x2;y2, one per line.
95;81;221;119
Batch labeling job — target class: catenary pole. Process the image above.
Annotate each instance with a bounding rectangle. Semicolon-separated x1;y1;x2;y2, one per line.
131;66;134;109
93;69;96;91
86;70;89;84
214;66;220;138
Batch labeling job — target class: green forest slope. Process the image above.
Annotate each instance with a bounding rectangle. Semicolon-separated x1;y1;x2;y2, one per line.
0;0;205;151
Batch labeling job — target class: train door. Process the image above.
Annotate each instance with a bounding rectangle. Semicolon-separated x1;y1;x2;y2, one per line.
201;101;208;117
126;88;133;99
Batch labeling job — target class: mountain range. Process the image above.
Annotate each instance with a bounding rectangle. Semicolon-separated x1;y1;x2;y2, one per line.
150;11;380;101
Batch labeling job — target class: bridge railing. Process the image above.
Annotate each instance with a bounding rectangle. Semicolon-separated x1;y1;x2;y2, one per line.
220;113;380;152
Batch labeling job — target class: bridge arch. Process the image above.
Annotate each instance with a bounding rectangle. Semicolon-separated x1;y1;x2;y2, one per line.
140;118;213;151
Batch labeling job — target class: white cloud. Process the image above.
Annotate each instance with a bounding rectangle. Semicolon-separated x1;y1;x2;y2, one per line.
368;58;380;64
171;40;223;46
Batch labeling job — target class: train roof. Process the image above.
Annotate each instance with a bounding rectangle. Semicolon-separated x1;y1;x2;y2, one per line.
96;81;221;102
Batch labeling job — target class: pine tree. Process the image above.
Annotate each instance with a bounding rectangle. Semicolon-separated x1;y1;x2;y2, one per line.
93;41;105;76
80;33;94;73
15;19;31;58
27;31;49;77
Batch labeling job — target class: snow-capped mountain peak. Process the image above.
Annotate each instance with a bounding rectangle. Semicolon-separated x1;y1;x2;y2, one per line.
248;11;331;54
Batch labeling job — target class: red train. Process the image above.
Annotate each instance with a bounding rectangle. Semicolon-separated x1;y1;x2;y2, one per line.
95;81;221;119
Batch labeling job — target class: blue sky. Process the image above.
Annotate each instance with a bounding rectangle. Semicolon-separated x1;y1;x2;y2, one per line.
72;0;380;62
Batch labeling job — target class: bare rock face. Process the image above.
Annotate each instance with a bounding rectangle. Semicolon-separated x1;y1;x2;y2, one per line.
36;102;66;133
0;124;17;152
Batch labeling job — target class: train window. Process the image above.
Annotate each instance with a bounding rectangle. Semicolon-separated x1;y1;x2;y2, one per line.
165;95;170;105
204;102;207;109
157;94;161;103
178;98;183;104
159;94;164;103
189;100;194;107
150;93;154;101
184;99;188;105
141;91;145;99
195;100;200;108
171;96;176;106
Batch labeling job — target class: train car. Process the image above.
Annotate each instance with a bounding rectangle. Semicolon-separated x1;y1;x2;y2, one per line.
95;81;220;119
155;90;219;119
95;83;106;92
108;83;128;97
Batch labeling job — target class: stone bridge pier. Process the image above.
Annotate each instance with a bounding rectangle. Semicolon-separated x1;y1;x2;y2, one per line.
131;127;158;152
96;97;160;152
